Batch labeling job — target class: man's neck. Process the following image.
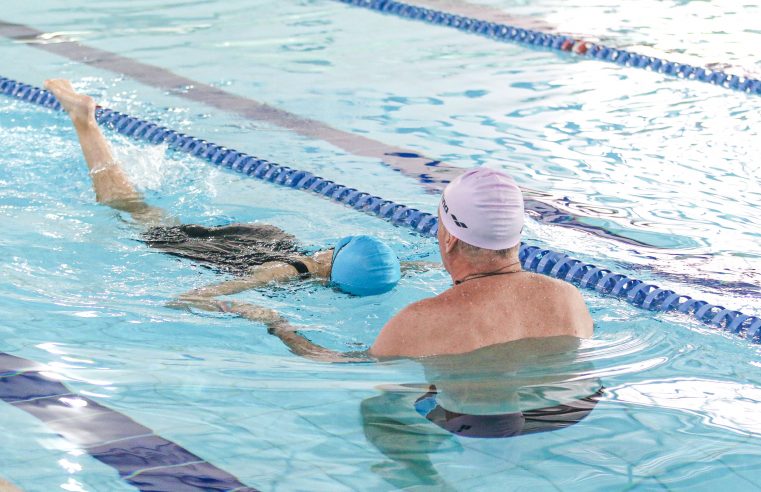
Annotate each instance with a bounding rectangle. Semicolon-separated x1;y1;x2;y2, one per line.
447;254;522;285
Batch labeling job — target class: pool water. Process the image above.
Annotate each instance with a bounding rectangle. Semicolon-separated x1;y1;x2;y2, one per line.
0;0;760;490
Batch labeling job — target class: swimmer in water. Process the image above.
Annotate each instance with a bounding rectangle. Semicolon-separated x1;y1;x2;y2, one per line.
44;79;402;317
47;79;592;361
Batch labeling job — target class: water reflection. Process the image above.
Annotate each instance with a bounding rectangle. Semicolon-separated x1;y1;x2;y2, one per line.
610;378;761;437
361;337;603;489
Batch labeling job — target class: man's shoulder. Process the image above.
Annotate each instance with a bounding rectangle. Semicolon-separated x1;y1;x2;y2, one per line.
369;293;451;358
523;272;593;335
388;294;450;325
524;272;583;298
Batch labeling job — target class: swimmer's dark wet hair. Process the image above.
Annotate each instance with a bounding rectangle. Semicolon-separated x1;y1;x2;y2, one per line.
142;223;301;275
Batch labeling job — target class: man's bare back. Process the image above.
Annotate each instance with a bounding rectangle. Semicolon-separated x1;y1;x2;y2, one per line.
372;270;592;358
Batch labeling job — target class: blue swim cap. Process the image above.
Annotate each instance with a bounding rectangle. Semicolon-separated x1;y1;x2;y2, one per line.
330;236;401;296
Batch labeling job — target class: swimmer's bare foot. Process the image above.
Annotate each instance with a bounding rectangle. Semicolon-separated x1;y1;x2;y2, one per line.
44;79;96;129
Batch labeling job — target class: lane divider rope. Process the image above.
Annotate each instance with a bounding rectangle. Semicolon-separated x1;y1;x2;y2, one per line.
2;75;758;342
337;0;761;96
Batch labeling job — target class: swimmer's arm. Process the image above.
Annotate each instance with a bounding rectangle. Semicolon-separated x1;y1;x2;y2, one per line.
400;260;440;273
169;270;371;363
229;304;373;363
170;262;302;310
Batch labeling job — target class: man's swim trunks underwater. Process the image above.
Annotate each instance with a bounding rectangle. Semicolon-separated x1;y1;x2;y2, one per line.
414;385;604;439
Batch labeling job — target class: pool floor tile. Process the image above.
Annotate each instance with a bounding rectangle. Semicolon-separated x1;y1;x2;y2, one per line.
265;468;358;492
0;352;261;491
233;407;336;445
243;387;354;412
0;371;70;402
522;462;636;490
721;454;761;490
12;394;111;422
442;462;563;492
628;478;671;491
127;462;258;492
87;434;204;476
0;449;137;492
646;460;756;491
293;398;364;436
38;405;153;448
0;353;43;373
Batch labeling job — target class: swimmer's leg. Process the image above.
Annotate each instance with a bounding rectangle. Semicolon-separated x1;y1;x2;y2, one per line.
44;79;170;226
0;477;23;492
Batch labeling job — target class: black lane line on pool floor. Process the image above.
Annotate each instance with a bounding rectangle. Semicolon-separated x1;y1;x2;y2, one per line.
0;352;259;492
0;19;664;250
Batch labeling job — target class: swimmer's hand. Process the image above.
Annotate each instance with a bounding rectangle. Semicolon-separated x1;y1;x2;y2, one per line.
223;303;286;328
400;260;440;273
165;296;229;313
168;296;371;363
167;296;285;324
165;299;192;311
231;303;373;363
219;301;372;363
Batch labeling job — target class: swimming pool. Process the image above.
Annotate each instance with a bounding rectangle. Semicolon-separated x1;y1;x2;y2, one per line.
1;0;760;490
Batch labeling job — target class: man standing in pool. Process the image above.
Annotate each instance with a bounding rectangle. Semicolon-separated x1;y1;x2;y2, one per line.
46;79;592;360
369;167;594;357
44;79;402;308
260;167;593;360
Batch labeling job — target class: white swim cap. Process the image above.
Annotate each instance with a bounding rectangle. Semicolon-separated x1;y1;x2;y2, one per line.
438;167;525;250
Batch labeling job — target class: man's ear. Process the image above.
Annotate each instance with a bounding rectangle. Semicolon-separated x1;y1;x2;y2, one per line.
443;228;459;254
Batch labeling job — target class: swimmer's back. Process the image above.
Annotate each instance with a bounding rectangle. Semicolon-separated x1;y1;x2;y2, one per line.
142;223;305;275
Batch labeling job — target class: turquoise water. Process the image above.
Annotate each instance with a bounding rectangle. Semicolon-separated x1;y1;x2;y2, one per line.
468;0;761;77
1;0;760;490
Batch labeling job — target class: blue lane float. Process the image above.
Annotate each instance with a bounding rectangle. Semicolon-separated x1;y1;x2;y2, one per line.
336;0;761;96
1;75;759;342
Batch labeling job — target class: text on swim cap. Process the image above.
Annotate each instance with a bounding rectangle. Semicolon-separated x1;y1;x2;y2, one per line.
441;196;468;229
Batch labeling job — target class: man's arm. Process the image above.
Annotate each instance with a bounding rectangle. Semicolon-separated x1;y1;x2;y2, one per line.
0;477;23;492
